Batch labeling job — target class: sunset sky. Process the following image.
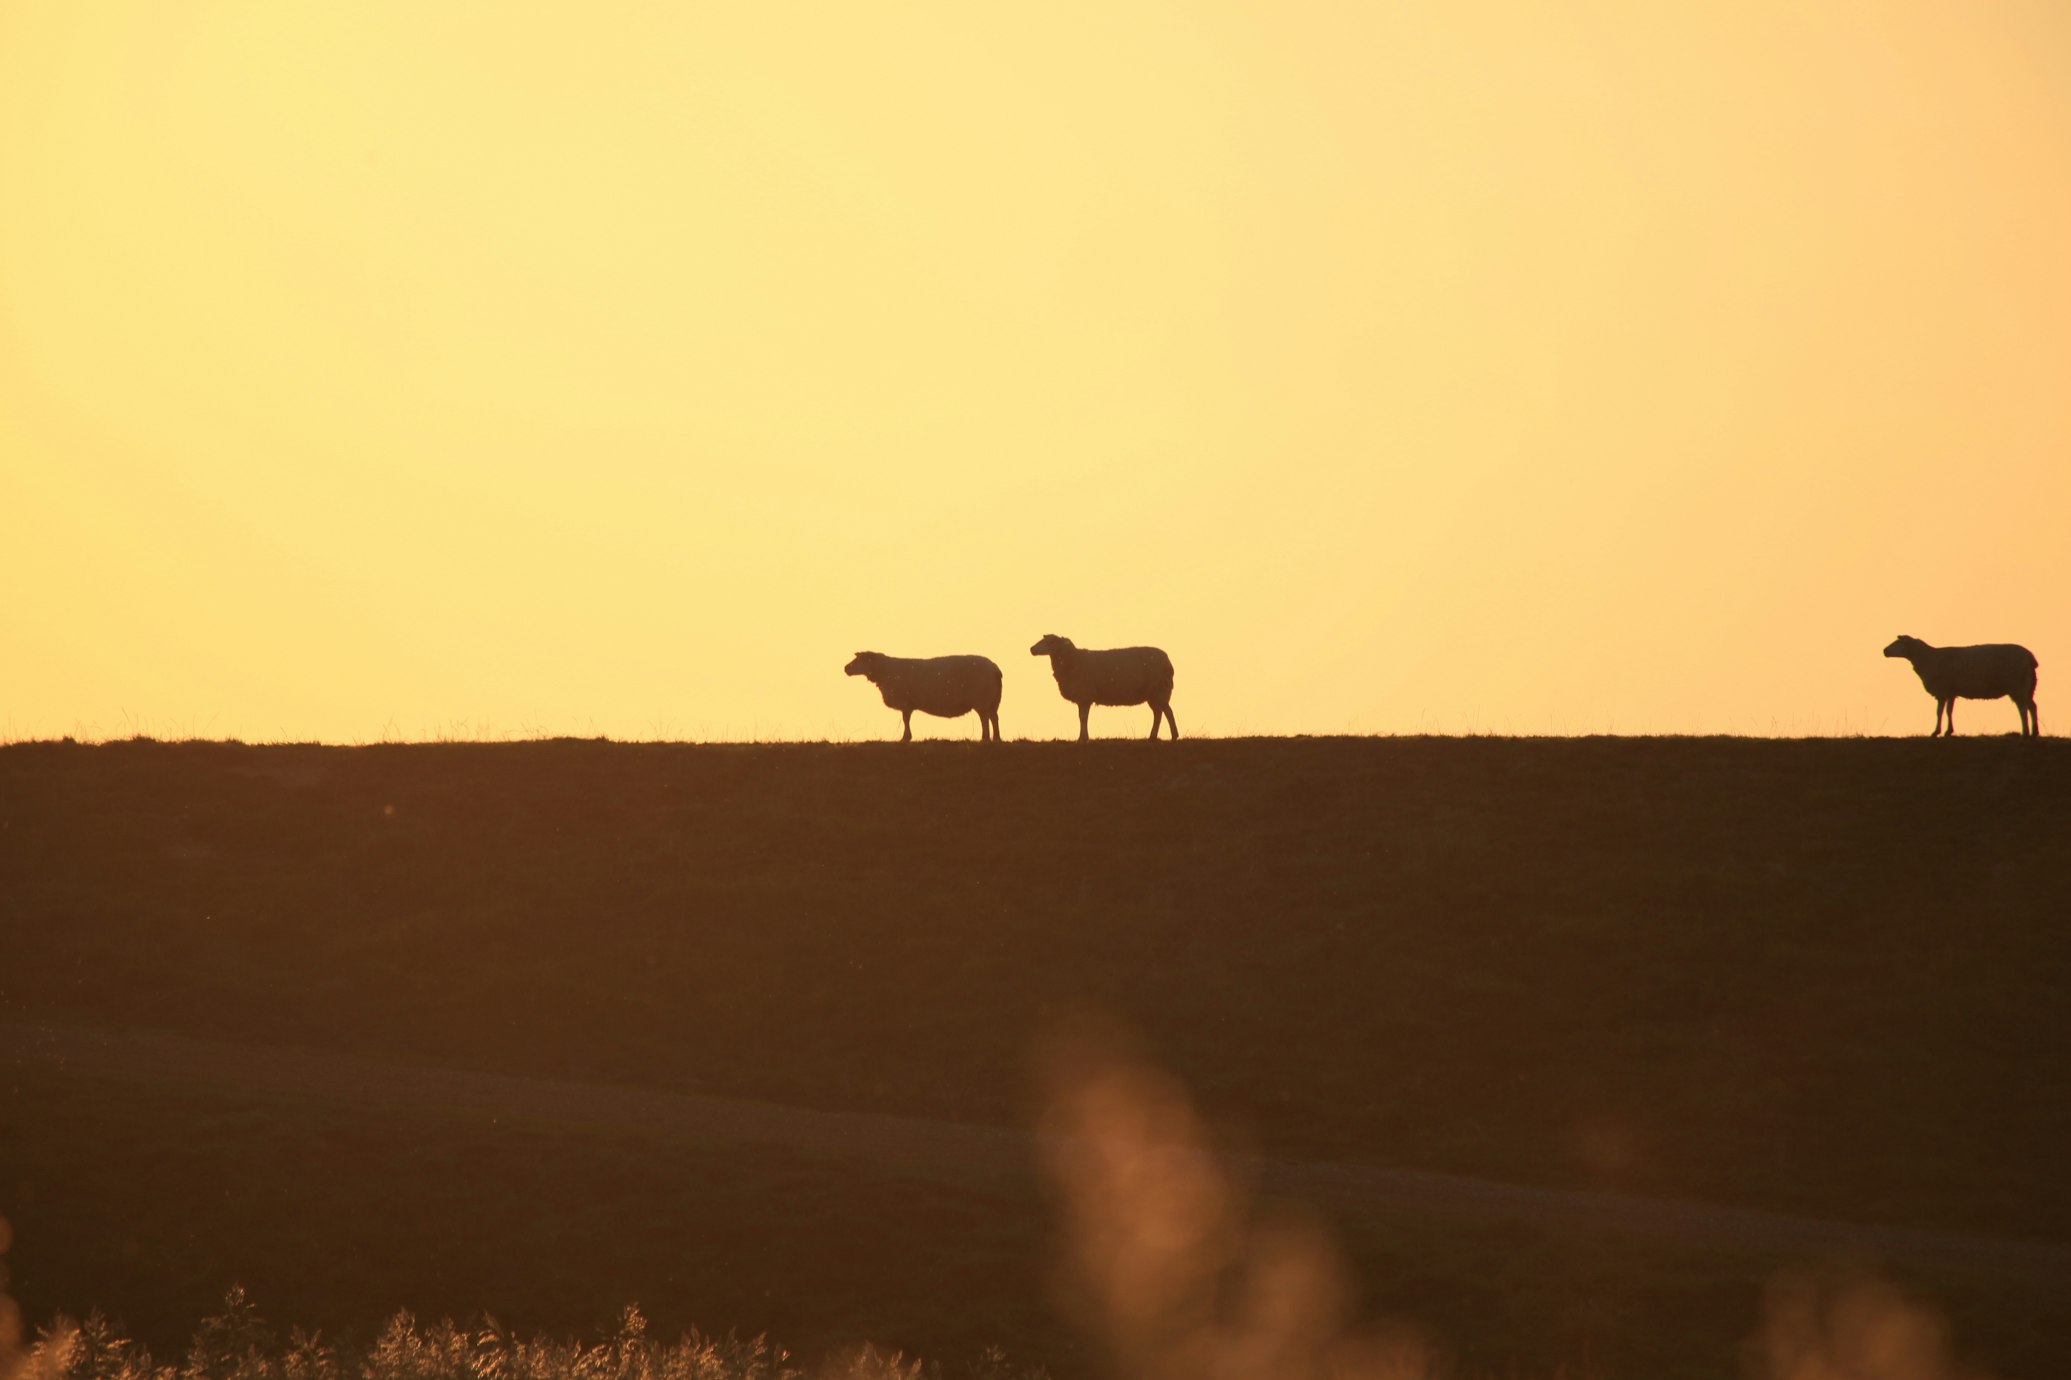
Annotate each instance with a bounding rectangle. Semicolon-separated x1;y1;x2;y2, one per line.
5;1;2068;741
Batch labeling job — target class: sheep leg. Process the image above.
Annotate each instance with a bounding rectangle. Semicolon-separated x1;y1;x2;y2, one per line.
901;708;914;743
1077;701;1091;742
1147;704;1161;740
1943;699;1955;737
1164;702;1179;740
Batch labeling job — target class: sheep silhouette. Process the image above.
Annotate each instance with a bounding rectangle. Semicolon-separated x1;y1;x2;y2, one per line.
1882;635;2040;737
844;652;1003;743
1029;634;1177;741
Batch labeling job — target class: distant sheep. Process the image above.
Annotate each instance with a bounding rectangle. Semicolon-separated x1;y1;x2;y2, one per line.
1882;635;2039;737
1029;634;1177;741
845;651;1002;743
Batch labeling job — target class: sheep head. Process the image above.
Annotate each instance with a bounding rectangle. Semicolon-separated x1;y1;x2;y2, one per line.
1883;636;1925;659
844;652;883;678
1030;634;1076;657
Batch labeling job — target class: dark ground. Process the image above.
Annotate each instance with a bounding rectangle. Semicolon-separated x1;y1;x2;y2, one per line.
2;737;2067;1376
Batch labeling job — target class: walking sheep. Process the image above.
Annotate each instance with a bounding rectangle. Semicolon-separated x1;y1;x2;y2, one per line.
845;652;1003;743
1882;635;2040;737
1029;634;1177;741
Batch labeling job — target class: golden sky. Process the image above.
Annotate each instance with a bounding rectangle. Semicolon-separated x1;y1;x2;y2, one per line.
5;2;2068;741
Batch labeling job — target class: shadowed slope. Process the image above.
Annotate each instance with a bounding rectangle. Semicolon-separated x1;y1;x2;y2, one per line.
3;736;2067;1237
4;736;2069;1376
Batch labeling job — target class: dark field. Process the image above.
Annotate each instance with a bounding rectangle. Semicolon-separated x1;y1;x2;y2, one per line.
3;737;2068;1377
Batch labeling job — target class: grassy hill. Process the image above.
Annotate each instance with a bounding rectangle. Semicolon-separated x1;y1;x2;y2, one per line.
4;736;2068;1376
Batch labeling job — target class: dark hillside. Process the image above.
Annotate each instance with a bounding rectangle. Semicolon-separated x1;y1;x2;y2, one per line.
6;737;2067;1233
3;737;2068;1375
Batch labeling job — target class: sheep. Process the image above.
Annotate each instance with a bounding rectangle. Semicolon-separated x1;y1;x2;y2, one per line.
1882;635;2040;737
1029;634;1177;741
844;651;1002;742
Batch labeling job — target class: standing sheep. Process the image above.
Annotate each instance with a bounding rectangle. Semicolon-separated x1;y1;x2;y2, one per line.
845;651;1003;743
1882;635;2040;737
1029;634;1177;741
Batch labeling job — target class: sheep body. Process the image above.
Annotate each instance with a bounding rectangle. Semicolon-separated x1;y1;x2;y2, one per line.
1882;635;2040;737
844;652;1002;742
1029;634;1177;741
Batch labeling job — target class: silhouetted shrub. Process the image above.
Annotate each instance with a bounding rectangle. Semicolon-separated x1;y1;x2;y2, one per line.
13;1294;1048;1380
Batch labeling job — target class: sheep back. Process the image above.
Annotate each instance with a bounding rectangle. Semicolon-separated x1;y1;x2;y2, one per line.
855;654;1003;717
1051;646;1174;707
1907;642;2038;700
